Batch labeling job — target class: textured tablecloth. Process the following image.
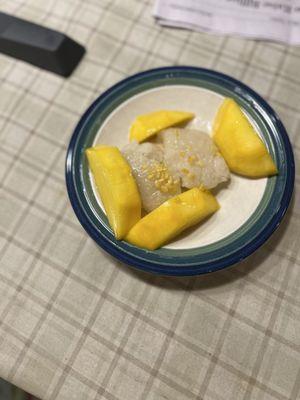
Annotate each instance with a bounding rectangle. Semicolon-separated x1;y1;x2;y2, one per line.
0;1;299;399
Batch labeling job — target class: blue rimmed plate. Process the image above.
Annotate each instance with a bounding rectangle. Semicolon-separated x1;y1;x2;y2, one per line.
66;66;294;276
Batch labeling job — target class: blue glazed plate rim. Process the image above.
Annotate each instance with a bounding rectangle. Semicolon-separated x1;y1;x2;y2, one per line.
65;66;295;276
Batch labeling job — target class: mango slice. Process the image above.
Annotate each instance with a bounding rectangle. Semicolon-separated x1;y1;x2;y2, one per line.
213;98;278;177
129;110;194;142
86;146;142;239
125;187;219;250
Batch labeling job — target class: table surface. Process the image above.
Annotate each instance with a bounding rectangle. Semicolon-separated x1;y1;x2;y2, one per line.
0;1;299;400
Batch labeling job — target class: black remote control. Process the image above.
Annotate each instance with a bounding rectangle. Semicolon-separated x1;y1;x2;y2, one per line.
0;12;85;77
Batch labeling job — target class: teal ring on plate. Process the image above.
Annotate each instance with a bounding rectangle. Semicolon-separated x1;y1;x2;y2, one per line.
65;66;295;276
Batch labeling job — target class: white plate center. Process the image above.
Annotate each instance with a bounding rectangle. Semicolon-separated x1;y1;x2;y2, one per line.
92;85;267;250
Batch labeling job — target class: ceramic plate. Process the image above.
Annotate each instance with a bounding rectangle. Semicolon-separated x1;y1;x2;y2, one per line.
66;67;294;276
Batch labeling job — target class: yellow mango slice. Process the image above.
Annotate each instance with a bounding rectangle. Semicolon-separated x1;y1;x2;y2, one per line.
86;146;141;239
213;98;278;177
129;110;194;142
125;187;219;250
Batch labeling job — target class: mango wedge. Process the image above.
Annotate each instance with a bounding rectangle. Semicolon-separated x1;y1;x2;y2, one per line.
125;188;219;250
86;146;141;239
129;110;194;142
213;98;278;177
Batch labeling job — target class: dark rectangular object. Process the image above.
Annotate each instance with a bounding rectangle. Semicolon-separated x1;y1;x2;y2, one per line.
0;12;85;77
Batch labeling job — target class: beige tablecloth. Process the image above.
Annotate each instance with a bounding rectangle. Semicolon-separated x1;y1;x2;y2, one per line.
0;1;299;399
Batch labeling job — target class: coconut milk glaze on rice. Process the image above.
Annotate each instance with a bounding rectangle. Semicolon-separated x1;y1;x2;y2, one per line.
123;128;230;212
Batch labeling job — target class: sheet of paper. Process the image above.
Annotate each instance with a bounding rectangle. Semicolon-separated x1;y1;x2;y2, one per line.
154;0;300;45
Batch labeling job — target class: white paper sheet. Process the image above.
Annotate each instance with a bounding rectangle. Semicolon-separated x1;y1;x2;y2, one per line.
154;0;300;45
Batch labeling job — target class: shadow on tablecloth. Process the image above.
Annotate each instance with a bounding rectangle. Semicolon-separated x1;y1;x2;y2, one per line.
0;378;39;400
